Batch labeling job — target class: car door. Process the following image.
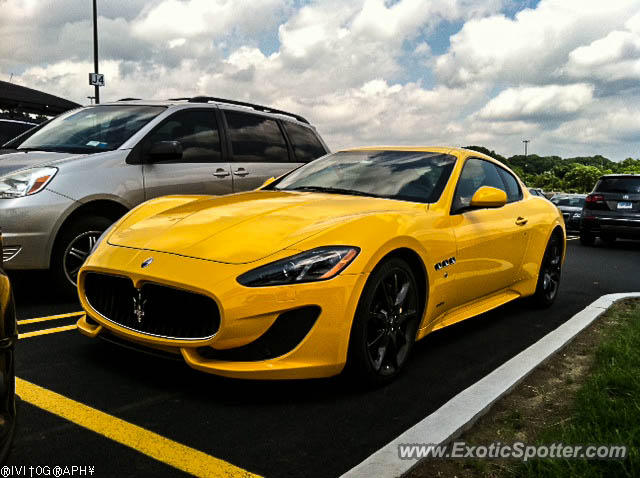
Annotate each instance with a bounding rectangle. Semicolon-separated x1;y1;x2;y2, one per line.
141;108;233;200
449;158;530;306
222;110;298;192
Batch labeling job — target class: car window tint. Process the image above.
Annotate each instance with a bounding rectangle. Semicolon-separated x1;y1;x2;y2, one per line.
225;111;289;163
283;122;327;163
594;177;640;194
452;158;506;211
0;121;34;144
144;110;221;162
497;167;523;203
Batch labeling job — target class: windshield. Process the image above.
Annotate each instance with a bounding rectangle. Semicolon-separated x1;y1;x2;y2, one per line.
556;197;585;207
273;150;457;203
15;105;165;154
594;177;640;194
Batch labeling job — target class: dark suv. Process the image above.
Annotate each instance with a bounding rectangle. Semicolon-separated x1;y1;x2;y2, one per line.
580;174;640;245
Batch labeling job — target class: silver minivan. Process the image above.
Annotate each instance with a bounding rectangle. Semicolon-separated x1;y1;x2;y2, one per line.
0;96;329;291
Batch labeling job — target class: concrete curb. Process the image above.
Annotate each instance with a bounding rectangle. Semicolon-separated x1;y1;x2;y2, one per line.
341;292;640;478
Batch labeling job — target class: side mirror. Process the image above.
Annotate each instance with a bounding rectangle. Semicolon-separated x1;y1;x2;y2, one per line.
259;177;276;189
148;141;183;162
469;186;507;208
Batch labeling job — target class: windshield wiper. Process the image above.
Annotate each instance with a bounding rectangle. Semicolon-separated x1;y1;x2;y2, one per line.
287;186;382;198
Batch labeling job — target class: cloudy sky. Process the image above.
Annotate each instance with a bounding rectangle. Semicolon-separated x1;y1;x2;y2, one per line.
1;0;640;160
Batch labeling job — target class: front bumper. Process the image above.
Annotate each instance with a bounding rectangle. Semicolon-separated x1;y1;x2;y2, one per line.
77;244;368;379
0;189;77;269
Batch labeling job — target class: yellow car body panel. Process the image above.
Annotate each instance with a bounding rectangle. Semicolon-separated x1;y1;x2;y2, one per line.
77;147;565;379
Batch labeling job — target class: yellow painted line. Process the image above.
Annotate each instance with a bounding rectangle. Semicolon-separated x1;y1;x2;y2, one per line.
18;324;77;339
18;311;84;326
16;377;259;478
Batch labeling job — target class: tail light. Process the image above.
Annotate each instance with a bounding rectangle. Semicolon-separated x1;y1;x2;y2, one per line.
586;194;604;203
585;194;607;210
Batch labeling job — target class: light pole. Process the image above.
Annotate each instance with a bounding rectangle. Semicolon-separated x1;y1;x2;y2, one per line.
92;0;100;104
522;139;530;158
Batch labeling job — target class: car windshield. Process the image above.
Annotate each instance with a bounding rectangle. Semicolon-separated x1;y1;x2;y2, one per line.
273;150;457;203
15;105;165;154
594;177;640;194
559;198;585;207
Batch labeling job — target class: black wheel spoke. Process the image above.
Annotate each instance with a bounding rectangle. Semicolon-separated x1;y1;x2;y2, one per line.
364;264;421;378
394;282;410;307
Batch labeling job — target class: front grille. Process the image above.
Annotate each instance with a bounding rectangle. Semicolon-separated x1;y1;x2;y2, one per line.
2;246;21;263
84;272;220;340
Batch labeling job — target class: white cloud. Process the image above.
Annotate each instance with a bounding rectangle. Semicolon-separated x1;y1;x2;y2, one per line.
478;84;594;121
435;0;640;87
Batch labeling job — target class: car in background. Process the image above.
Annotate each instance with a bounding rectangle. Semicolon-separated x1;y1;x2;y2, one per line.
0;231;17;462
551;194;586;231
0;96;329;292
580;174;640;246
0;118;37;145
529;188;546;198
77;147;565;384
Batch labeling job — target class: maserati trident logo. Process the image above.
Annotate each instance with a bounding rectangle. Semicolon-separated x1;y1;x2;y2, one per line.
141;257;154;268
132;288;146;324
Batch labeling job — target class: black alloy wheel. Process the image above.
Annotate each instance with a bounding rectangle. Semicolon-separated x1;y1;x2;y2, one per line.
348;258;421;384
63;230;104;285
52;215;113;294
531;233;563;308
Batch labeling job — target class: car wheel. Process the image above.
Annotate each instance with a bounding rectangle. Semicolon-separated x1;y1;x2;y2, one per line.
600;234;616;246
531;232;563;308
347;257;421;385
52;216;113;294
579;230;596;246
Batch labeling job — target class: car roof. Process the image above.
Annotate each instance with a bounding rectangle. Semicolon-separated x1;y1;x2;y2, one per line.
95;96;311;125
599;174;640;178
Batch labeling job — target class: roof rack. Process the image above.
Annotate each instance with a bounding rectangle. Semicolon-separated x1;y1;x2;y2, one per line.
117;98;142;101
167;96;309;124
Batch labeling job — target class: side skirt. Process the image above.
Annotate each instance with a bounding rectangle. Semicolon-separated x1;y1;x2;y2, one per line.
416;289;521;340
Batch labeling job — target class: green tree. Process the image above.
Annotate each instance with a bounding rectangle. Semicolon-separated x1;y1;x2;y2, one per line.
563;164;602;193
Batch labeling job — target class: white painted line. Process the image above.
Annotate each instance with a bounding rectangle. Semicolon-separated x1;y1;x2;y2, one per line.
341;292;640;478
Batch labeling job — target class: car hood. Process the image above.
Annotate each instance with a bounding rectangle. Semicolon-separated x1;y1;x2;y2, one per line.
0;151;86;176
108;190;415;264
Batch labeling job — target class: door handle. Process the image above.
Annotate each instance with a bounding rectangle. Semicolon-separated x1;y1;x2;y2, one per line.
233;168;249;177
213;168;230;178
515;216;528;226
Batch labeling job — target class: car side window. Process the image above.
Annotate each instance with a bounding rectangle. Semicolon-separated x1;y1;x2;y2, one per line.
497;167;523;203
224;111;289;163
143;109;221;163
452;158;506;212
282;122;327;163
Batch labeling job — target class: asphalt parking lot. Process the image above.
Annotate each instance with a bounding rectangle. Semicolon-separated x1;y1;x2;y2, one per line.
8;238;640;478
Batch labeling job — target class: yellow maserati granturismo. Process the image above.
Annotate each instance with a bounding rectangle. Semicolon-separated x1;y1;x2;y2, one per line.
77;147;565;383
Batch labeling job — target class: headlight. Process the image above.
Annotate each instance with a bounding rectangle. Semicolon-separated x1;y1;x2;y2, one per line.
237;246;360;287
0;167;58;198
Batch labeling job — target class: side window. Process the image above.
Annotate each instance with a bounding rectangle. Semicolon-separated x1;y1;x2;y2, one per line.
497;168;523;203
283;122;327;163
224;111;289;163
144;110;221;162
452;158;506;212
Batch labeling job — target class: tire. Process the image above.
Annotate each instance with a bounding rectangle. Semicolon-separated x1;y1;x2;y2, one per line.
531;232;563;308
347;257;422;385
51;215;113;295
579;230;596;246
